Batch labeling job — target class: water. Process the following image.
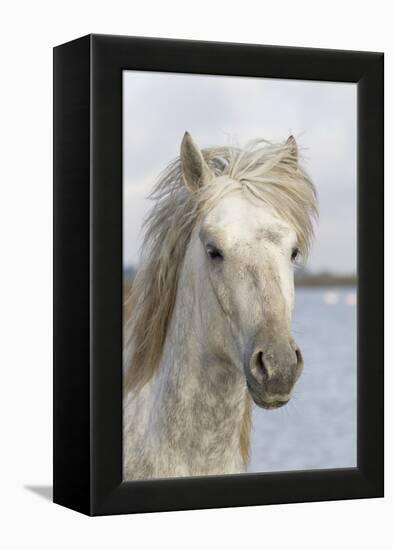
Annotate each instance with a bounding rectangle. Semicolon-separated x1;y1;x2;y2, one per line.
249;287;357;473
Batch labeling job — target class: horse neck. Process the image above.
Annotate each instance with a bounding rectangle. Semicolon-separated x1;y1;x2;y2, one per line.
146;242;250;470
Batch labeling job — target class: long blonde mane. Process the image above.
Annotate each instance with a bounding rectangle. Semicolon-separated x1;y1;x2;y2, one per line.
124;139;317;392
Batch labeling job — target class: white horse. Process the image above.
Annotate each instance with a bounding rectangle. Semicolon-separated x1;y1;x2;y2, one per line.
123;132;317;480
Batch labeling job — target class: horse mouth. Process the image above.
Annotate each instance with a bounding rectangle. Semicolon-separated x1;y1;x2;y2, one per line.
246;381;291;410
254;397;290;410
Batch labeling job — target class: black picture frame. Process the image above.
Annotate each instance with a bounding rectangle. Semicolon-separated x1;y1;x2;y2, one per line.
53;34;384;516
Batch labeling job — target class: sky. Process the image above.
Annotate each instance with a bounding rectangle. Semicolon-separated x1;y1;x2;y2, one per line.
123;71;357;274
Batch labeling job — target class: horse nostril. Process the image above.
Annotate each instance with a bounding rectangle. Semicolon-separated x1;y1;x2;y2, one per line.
250;351;269;384
258;352;269;379
295;348;302;365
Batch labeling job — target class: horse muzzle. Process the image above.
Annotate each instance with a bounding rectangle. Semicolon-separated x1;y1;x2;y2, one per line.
244;343;303;409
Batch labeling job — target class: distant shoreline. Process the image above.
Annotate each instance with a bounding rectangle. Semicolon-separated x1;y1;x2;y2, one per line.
123;269;356;288
295;275;356;287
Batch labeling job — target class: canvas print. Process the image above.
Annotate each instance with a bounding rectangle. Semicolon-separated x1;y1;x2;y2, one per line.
122;72;357;480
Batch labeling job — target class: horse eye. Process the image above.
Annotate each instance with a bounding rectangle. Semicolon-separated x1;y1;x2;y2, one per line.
206;244;223;261
291;247;299;262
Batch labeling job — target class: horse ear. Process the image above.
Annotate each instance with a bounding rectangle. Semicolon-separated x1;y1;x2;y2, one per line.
180;132;213;193
285;135;298;168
